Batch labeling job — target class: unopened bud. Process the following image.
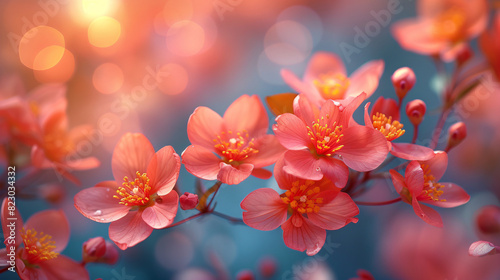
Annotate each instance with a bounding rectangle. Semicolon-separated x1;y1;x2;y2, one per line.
236;270;255;280
180;192;199;210
405;99;426;126
82;237;106;263
258;257;277;278
392;67;416;99
456;44;473;67
476;205;500;235
100;242;119;265
447;122;467;150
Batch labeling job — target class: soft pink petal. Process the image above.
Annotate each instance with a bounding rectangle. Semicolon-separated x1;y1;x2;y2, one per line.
412;197;443;227
283;150;323;181
338;92;366;128
318;157;349;189
281;69;313;95
246;135;284;168
274;155;297;190
370;96;399;120
308;192;359;230
421;151;447;181
142;191;178;229
273;113;310;150
405;161;425;195
74;181;130;223
293;94;320;126
217;162;254;185
241;188;288;231
31;145;53;169
65;157;100;170
423;183;470;208
303;51;346;82
1;198;24;246
25;210;69;252
389;170;406;195
18;258;47;280
147;146;181;196
28;84;67;119
39;255;89;280
469;241;499;257
181;145;221;181
337;126;389;172
223;95;268;137
318;99;341;128
390;143;435;161
345;60;384;99
363;103;374;128
251;168;273;180
282;214;326;256
109;211;153;250
112;133;155;184
391;19;448;55
187;106;224;149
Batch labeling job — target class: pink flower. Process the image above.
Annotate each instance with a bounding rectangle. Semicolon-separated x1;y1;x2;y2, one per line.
241;158;359;255
82;237;119;265
363;97;434;161
74;133;181;250
182;95;284;185
389;151;470;227
281;52;384;106
273;93;389;188
0;198;89;280
391;0;488;58
480;13;500;80
31;110;100;185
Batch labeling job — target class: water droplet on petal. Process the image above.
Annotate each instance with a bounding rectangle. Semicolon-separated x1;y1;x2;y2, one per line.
316;167;321;172
94;210;102;216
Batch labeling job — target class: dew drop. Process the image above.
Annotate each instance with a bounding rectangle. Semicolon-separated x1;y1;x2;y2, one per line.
316;167;321;172
94;210;102;216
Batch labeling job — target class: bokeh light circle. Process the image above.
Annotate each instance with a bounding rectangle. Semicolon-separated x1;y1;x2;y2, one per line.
156;63;189;95
163;0;193;27
33;48;75;83
92;63;124;94
166;21;205;56
264;20;313;65
88;16;121;48
155;232;194;270
19;26;65;70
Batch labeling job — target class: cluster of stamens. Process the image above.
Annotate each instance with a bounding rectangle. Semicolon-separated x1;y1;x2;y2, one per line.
313;73;351;100
281;180;323;214
213;130;258;163
433;7;466;42
20;228;59;262
307;117;344;156
372;112;405;141
421;164;446;202
113;171;152;206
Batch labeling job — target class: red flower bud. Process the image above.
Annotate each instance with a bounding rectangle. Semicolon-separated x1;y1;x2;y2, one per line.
456;44;473;67
180;192;199;210
100;241;119;265
258;257;277;278
476;205;500;235
392;67;416;99
447;122;467;150
405;99;426;126
39;184;65;204
236;270;255;280
82;237;107;263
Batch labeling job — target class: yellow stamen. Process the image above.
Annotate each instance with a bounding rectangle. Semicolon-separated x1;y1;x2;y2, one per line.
421;164;446;202
372;112;405;141
433;7;467;42
113;171;152;206
307;117;344;156
281;180;322;214
20;228;59;262
313;73;350;100
213;130;259;163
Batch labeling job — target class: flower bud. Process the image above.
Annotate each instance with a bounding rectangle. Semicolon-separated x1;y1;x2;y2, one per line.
180;192;199;210
405;99;426;126
447;122;467;150
82;237;107;263
258;257;277;278
39;184;65;204
392;67;416;99
476;205;500;235
236;270;255;280
456;44;473;67
100;242;119;265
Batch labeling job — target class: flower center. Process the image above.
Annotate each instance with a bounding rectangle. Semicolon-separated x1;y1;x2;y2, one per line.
307;117;344;156
372;113;405;141
421;164;446;202
213;130;259;163
113;171;152;206
313;73;351;100
433;7;467;42
20;228;59;263
281;180;323;214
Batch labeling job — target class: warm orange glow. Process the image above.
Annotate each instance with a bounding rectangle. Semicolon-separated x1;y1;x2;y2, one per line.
82;0;118;18
93;63;124;94
166;21;205;56
162;0;193;27
33;49;75;83
19;26;65;70
157;64;189;95
88;16;121;48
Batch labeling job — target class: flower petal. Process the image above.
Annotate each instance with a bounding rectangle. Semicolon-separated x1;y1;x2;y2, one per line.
147;146;181;196
391;19;448;55
182;145;221;181
273;113;310;150
283;150;323;181
282;214;326;256
345;60;384;99
1;197;24;246
187;106;224;149
293;94;320;126
38;255;90;280
241;188;288;231
390;143;435;161
469;241;499;257
303;52;346;82
389;170;406;195
112;133;155;184
405;161;425;195
308;192;359;230
266;93;297;116
370;96;399;120
217;162;254;185
142;191;179;229
318;157;349;189
25;210;69;253
423;183;470;208
74;181;130;223
109;211;153;250
337;126;389;172
274;155;297;190
412;197;443;227
223;95;268;137
421;151;447;181
246;135;284;168
65;157;100;170
251;168;273;180
31;145;53;169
